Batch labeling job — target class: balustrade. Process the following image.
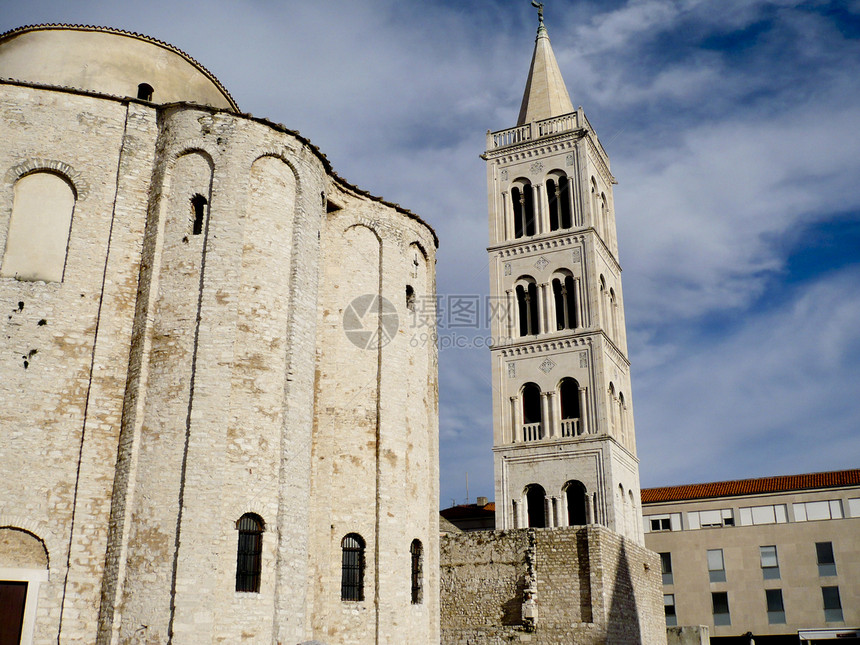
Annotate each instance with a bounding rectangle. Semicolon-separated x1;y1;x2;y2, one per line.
522;422;543;442
489;112;579;151
560;418;580;437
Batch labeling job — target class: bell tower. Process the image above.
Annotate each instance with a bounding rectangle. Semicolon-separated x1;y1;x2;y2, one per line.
483;7;643;544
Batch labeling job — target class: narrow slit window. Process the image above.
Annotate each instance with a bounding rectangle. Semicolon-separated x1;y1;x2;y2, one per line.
410;539;423;604
235;513;264;592
137;83;154;101
191;194;207;235
341;533;365;601
406;285;415;313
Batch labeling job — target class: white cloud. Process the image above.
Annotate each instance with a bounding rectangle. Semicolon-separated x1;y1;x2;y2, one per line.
636;266;860;487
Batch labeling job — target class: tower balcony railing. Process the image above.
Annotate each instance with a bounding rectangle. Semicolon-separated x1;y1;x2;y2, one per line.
522;422;543;442
560;418;580;437
488;111;580;151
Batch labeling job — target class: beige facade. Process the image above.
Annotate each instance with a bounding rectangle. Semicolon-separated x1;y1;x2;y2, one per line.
484;17;642;545
0;24;438;645
642;470;860;640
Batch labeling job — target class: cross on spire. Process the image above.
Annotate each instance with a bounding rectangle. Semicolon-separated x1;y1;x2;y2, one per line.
531;1;545;25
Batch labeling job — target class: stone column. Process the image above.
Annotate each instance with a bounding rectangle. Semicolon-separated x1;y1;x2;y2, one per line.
568;175;579;227
560;492;569;527
512;500;519;529
539;392;551;440
501;191;510;240
545;496;553;528
578;386;588;435
573;278;582;328
510;395;521;443
533;183;544;235
550;391;561;437
505;289;516;339
544;391;556;438
545;281;557;332
535;285;546;335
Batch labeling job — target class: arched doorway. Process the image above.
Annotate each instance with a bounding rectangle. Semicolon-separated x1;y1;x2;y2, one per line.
565;480;588;526
525;484;547;528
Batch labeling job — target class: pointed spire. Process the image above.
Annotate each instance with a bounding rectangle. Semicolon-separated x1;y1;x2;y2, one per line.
516;15;574;126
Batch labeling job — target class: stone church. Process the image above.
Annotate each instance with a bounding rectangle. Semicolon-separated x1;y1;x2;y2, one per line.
0;24;439;645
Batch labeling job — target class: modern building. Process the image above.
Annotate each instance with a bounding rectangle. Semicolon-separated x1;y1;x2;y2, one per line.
642;469;860;644
438;8;665;645
0;24;439;645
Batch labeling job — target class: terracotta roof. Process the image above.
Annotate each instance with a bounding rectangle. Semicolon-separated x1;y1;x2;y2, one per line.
642;469;860;504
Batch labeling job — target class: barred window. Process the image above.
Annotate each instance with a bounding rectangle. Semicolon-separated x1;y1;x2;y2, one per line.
341;534;365;601
411;539;423;604
235;513;264;592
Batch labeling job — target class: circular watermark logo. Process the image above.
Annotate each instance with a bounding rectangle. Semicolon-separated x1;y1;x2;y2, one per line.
343;294;399;350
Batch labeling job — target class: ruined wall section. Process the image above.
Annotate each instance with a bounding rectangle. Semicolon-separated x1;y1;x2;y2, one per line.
0;84;156;644
440;526;666;645
307;181;439;645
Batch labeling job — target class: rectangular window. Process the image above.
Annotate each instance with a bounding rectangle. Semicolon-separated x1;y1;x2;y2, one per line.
816;542;837;577
707;549;726;583
688;509;735;530
664;594;677;626
760;545;780;580
849;498;860;518
822;586;843;622
650;516;671;532
660;552;673;585
712;591;730;626
766;589;786;624
738;504;788;526
794;500;844;522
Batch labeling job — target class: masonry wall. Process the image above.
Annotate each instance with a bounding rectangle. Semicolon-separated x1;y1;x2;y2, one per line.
0;84;156;644
1;79;438;645
306;181;440;645
441;526;667;645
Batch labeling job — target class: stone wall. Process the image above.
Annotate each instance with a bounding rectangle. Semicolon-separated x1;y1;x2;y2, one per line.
441;526;667;645
1;78;439;645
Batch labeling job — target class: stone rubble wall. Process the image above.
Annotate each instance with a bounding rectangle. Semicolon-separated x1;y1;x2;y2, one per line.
440;526;667;645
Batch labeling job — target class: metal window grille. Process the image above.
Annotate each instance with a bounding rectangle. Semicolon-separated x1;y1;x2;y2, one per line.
411;539;423;604
235;514;263;592
341;534;365;601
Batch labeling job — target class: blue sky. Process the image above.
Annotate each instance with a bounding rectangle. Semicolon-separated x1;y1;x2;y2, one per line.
4;0;858;508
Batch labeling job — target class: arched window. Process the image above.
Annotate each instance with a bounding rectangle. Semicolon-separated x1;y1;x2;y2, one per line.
526;484;547;528
1;171;76;283
410;539;423;604
618;392;627;446
608;382;616;435
559;378;580;437
406;284;416;312
341;533;365;601
522;382;542;441
235;513;264;592
191;194;207;236
516;280;539;337
547;175;573;231
609;288;619;341
552;274;578;331
137;83;154;101
565;480;588;526
511;182;535;238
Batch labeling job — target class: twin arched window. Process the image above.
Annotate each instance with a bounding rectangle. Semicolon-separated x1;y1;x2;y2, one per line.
516;281;539;336
520;480;588;528
235;513;264;592
511;182;536;238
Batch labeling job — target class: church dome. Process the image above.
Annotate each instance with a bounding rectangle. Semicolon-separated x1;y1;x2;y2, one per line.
0;24;238;111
